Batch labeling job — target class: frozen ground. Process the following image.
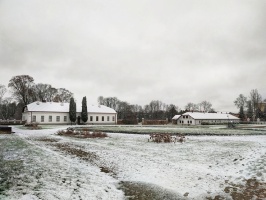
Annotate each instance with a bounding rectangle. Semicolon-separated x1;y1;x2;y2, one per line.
0;125;265;200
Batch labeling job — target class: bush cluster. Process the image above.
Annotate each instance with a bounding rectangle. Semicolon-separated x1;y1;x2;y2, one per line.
24;122;41;130
143;120;168;125
56;128;107;138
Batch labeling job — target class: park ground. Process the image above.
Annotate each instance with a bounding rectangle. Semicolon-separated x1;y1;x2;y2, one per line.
0;125;266;200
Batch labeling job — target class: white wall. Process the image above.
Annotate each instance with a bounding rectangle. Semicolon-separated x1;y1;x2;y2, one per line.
176;115;240;125
23;111;71;124
177;115;195;125
85;113;117;124
23;111;117;125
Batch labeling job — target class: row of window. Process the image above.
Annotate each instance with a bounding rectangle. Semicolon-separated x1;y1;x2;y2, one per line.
32;115;115;122
180;120;193;124
32;115;68;122
90;116;115;122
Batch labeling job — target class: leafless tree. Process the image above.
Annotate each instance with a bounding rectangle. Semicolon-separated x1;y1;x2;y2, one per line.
0;97;16;120
33;83;53;101
0;84;7;104
185;102;198;111
46;87;58;102
97;96;104;105
199;100;212;112
249;89;262;115
234;94;247;109
8;75;35;106
53;88;73;102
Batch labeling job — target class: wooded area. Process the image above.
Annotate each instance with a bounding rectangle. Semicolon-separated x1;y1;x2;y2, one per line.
0;75;265;123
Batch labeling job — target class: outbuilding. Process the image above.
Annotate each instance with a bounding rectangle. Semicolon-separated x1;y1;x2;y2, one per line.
172;112;240;125
22;101;117;125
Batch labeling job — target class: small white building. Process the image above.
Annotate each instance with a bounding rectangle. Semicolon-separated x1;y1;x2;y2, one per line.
22;101;117;125
172;112;240;125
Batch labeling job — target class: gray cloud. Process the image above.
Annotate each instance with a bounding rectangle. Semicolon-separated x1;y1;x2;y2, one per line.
1;0;266;111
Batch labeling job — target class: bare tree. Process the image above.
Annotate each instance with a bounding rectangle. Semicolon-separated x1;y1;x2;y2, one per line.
46;87;58;102
53;88;73;102
97;96;104;105
234;94;247;109
0;97;16;120
33;83;53;101
249;89;262;117
199;100;212;112
0;84;7;104
185;102;198;111
97;96;120;110
8;75;35;106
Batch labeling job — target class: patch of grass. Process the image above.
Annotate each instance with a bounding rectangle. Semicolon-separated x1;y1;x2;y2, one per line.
0;138;26;196
35;137;59;143
52;143;98;162
51;143;116;176
118;181;184;200
224;178;266;200
56;129;108;138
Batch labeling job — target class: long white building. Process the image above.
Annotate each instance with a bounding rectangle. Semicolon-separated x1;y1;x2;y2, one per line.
22;101;117;125
172;112;240;125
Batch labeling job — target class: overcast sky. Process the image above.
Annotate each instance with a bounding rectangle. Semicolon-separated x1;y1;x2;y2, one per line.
0;0;265;112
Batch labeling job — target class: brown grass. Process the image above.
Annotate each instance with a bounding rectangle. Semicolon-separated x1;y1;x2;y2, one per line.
56;129;108;139
224;178;266;200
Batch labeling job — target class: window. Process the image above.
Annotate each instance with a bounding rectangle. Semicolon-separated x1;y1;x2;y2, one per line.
90;116;93;121
107;116;110;121
41;116;44;122
112;116;115;121
96;116;99;121
49;116;52;122
102;116;104;121
32;115;36;122
64;116;67;122
56;116;60;122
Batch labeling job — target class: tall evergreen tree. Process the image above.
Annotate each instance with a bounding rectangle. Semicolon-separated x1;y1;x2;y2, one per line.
81;96;88;123
69;97;76;124
239;106;245;121
246;101;253;121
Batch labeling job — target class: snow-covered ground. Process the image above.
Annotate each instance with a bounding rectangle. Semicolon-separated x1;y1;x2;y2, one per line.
0;126;265;200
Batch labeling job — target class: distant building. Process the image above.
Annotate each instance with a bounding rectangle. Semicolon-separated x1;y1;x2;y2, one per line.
172;112;240;125
22;101;117;125
258;102;266;112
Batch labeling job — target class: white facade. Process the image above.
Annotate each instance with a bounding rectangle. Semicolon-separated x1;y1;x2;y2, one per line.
22;101;117;125
172;112;240;125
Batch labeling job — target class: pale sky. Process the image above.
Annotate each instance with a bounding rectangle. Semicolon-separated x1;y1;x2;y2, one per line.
0;0;266;112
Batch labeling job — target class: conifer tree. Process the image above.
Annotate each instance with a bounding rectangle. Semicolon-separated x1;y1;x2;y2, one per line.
81;96;88;123
239;106;245;121
69;97;76;124
247;101;253;121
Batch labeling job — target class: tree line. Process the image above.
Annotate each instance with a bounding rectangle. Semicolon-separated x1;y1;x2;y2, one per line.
234;89;266;121
97;96;214;123
98;96;179;123
0;75;73;120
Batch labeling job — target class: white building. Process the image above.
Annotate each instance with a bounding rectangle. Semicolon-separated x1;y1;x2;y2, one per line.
22;101;117;125
172;112;240;125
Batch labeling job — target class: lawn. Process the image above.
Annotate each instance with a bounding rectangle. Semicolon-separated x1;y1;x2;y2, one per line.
0;125;265;199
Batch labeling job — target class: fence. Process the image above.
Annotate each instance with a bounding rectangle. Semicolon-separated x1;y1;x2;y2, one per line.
0;119;26;125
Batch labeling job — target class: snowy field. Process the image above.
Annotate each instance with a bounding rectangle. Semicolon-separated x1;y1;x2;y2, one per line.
0;126;266;200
